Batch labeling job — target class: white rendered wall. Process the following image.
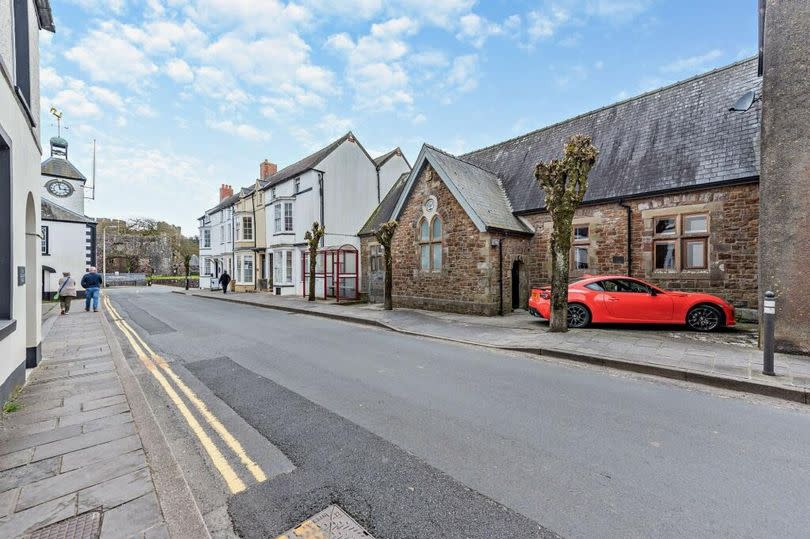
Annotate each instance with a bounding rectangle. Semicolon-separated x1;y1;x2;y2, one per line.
378;154;411;198
42;221;89;292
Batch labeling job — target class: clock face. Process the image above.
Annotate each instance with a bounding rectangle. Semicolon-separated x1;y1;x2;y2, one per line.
46;179;74;198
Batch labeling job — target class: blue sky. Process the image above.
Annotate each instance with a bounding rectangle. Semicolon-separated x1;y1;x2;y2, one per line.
40;0;758;235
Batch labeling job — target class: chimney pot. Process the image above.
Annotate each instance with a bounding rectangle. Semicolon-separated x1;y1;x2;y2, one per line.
260;159;278;180
219;184;234;201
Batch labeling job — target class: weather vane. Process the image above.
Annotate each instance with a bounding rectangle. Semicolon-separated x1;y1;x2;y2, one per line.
49;106;65;137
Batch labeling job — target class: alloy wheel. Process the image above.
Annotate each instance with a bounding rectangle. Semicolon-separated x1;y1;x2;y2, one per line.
567;304;590;328
687;306;721;332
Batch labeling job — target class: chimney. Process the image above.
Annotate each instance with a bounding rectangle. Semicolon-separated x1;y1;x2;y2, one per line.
219;184;233;201
260;160;277;180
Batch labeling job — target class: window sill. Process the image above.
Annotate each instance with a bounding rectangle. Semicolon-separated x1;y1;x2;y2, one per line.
650;270;710;279
0;319;17;341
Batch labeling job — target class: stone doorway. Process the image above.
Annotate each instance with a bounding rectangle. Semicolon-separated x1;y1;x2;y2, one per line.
511;259;528;310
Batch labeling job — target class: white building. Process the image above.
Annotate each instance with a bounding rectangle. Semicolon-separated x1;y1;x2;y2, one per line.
198;184;237;289
262;132;411;296
1;0;55;402
40;136;96;298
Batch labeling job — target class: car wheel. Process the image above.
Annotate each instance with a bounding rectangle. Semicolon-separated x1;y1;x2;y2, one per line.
687;305;722;332
567;303;591;328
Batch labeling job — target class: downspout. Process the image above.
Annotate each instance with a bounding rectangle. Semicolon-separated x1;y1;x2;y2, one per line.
318;172;325;247
498;238;504;316
375;166;381;203
619;199;632;276
251;193;257;290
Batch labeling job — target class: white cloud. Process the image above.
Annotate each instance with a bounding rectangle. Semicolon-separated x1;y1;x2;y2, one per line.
67;0;127;15
290;113;353;150
456;13;503;48
660;49;724;73
165;59;194;83
527;6;570;41
301;0;383;20
184;0;311;33
585;0;652;21
40;66;64;92
65;23;159;85
445;54;479;94
192;66;250;106
206;119;270;141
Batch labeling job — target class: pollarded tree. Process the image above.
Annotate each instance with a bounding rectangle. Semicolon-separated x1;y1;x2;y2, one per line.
304;222;325;301
374;220;398;310
534;135;599;332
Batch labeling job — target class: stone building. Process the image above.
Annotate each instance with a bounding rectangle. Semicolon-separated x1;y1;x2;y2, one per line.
361;58;762;317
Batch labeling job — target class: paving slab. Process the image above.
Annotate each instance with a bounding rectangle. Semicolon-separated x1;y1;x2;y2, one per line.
100;492;163;539
0;310;175;538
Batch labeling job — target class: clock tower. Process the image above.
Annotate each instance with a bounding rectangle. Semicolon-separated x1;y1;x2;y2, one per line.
41;136;87;215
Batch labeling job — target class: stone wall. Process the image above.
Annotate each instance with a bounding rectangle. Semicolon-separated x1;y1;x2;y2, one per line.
369;171;759;316
521;182;759;308
98;234;174;275
389;164;501;315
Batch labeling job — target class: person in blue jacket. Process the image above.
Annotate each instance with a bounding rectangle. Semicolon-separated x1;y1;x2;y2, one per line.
81;267;103;312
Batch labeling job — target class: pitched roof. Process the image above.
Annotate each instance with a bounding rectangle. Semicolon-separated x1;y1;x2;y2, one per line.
41;157;86;182
373;147;408;168
41;199;94;224
261;132;363;190
462;57;761;213
359;172;410;236
393;145;532;234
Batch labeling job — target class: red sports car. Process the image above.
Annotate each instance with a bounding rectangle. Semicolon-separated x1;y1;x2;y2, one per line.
528;275;735;331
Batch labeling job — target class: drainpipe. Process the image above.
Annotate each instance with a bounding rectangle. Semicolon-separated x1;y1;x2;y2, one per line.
375;166;381;203
497;238;504;316
318;172;325;247
251;192;257;290
619;199;632;276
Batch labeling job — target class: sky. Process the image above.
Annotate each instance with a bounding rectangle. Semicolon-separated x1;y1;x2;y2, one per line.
39;0;759;236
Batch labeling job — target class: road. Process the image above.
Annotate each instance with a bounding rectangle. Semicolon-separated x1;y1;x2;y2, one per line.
106;287;810;538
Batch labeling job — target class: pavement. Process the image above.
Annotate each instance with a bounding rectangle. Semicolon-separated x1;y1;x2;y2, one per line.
108;287;810;538
182;289;810;403
0;301;207;538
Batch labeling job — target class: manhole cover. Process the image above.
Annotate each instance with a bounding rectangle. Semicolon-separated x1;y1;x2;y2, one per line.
277;505;374;539
30;511;101;539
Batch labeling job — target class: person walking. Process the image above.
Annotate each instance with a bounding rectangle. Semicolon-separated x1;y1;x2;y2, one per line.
57;272;77;315
81;266;103;312
218;270;231;294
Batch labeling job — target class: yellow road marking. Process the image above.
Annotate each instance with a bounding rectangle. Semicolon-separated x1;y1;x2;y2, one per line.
103;295;248;493
115;304;267;483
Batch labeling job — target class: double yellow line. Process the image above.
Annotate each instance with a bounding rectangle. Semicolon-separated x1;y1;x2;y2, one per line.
104;294;267;494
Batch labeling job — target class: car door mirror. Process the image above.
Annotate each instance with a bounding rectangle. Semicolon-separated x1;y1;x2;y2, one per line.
649;289;658;296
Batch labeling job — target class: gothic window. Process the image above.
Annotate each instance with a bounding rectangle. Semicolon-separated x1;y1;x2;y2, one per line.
418;216;442;271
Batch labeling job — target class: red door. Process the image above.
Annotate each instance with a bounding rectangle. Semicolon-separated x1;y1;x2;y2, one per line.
600;279;674;322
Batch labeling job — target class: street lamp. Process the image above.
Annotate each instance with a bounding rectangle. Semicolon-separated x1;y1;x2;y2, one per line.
102;224;119;288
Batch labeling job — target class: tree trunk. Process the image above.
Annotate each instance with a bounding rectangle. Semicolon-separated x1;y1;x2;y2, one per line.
308;249;316;301
383;247;393;310
549;215;573;332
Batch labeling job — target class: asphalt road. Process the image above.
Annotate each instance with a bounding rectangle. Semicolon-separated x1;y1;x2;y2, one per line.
108;287;810;538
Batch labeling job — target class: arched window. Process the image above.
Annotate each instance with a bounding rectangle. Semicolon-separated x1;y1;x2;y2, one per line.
418;216;442;271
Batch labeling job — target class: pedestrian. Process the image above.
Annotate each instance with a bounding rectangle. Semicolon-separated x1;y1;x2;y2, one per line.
57;271;77;315
81;266;103;312
218;270;231;294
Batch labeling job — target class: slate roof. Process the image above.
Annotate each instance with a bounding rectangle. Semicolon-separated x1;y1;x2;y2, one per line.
41;157;86;182
462;57;761;213
261;132;360;190
359;172;410;236
393;145;532;234
41;199;94;224
373;148;405;168
35;0;55;32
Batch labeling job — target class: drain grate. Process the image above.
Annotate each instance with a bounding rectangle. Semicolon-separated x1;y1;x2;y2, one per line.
30;511;101;539
277;505;374;539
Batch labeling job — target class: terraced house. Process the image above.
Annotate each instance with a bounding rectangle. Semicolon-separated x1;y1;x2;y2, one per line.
199;133;410;297
362;58;762;319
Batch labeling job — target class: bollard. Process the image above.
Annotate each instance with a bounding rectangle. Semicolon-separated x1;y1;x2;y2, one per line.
762;291;775;376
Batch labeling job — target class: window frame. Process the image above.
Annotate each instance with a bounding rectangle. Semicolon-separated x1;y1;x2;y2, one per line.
283;202;293;232
241;216;253;241
13;0;32;108
202;229;211;248
1;127;13;323
369;243;383;272
651;213;710;272
571;224;590;271
294;178;301;194
418;216;443;272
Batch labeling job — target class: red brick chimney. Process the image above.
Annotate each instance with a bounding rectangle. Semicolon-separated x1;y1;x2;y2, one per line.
260;160;277;180
219;184;233;201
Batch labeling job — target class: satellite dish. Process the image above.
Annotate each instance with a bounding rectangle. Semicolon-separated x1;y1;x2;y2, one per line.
729;90;756;112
